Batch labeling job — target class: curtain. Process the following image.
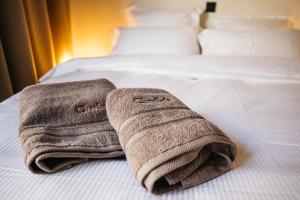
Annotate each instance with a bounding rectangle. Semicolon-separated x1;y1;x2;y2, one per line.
0;0;38;93
0;0;128;97
23;0;56;78
0;0;69;94
0;38;13;101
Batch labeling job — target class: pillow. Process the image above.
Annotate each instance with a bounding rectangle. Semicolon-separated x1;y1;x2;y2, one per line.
112;27;200;55
205;15;289;30
125;6;203;27
198;29;300;57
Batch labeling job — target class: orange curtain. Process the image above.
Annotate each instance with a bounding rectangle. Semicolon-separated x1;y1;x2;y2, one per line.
0;0;130;94
23;0;56;78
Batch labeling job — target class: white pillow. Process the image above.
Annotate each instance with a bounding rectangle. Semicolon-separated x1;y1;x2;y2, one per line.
198;29;300;57
206;15;289;30
112;27;200;55
125;6;203;27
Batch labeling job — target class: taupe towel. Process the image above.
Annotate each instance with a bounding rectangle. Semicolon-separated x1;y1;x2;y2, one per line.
19;79;124;174
106;88;237;194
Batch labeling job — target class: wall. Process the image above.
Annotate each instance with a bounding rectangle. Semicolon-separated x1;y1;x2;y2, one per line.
131;0;300;28
47;0;73;63
69;0;130;58
131;0;300;18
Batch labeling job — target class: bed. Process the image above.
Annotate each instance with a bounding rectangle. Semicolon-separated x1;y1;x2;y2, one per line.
1;55;299;199
1;3;300;200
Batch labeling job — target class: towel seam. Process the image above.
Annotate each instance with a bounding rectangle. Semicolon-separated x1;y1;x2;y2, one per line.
123;116;204;149
25;144;123;162
20;120;110;135
20;129;116;144
23;130;120;157
134;133;228;176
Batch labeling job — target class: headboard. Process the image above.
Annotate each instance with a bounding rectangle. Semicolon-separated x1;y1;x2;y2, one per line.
131;0;300;19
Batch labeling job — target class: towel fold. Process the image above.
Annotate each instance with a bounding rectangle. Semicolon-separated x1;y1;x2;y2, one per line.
106;88;237;194
19;79;124;174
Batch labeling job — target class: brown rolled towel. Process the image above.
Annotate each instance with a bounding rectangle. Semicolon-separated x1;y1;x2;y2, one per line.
19;79;124;174
106;88;237;194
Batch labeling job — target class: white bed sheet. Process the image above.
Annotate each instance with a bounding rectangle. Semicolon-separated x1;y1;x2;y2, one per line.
1;55;300;200
40;55;300;82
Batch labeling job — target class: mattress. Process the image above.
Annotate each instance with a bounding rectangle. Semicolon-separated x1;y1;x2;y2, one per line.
1;55;300;200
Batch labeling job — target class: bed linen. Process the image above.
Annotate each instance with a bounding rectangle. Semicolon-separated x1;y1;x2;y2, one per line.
112;27;200;55
198;29;300;57
205;15;289;30
125;6;203;27
41;55;300;82
1;55;300;199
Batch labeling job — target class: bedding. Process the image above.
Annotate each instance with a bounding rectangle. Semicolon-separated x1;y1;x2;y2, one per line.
40;55;300;82
112;27;200;55
125;6;203;27
198;29;300;57
1;55;300;199
205;15;289;30
107;88;236;194
19;79;123;173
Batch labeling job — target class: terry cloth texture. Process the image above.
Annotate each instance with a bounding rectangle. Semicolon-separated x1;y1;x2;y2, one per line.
106;88;237;194
19;79;124;174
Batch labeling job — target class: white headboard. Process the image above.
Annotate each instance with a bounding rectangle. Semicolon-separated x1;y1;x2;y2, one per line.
130;0;300;18
129;0;203;10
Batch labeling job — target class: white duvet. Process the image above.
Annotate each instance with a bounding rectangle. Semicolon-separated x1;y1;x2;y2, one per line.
1;55;300;200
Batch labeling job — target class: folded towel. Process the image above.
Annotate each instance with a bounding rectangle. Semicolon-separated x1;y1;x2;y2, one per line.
19;79;124;174
106;88;237;194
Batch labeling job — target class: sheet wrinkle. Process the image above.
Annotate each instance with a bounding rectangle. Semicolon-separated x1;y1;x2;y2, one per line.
40;55;300;83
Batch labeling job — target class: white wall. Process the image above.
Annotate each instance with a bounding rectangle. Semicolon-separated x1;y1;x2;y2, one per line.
131;0;299;16
132;0;300;27
69;0;129;58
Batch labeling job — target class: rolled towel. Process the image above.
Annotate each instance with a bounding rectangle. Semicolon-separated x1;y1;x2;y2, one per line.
19;79;124;174
106;88;237;194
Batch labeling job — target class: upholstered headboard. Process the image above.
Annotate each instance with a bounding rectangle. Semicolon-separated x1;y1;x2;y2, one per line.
131;0;299;19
